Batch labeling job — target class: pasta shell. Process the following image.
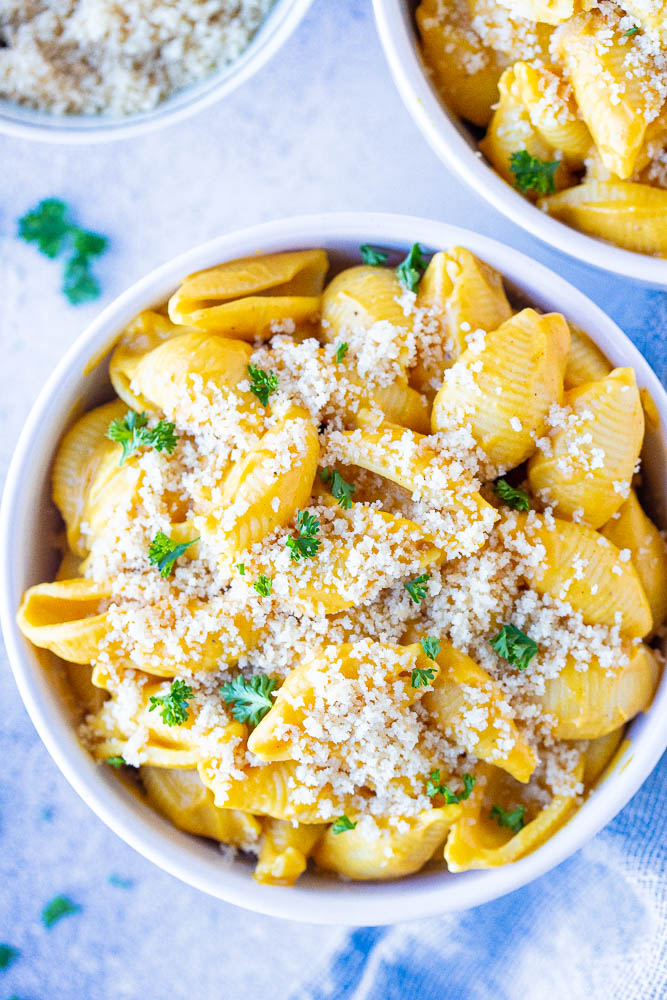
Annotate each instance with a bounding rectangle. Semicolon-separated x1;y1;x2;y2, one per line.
564;326;612;389
369;380;431;434
579;727;625;786
16;578;111;663
254;819;326;886
109;310;194;410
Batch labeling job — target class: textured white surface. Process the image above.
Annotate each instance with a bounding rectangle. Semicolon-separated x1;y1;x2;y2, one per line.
0;1;666;997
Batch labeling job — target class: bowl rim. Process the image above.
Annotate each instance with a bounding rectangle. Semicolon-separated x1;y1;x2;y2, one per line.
371;0;667;288
2;211;666;925
0;0;313;144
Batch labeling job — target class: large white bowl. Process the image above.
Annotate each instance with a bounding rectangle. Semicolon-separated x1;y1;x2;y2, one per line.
1;213;666;925
0;0;313;143
372;0;667;288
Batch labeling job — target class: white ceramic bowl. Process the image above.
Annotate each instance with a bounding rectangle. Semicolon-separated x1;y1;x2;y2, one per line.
2;213;666;925
0;0;313;144
372;0;667;288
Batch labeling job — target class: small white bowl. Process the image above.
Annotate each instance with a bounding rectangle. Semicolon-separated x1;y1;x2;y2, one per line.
372;0;667;287
0;0;313;144
1;213;666;925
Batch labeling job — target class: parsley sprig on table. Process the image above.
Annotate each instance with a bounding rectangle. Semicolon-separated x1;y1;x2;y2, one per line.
491;624;538;671
148;679;193;727
405;573;430;604
18;198;109;305
426;770;476;804
360;244;389;266
220;674;278;727
332;815;357;834
148;531;198;578
247;362;278;406
107;410;178;465
42;895;81;929
319;467;355;509
0;944;20;972
397;243;428;292
509;150;559;196
286;510;321;561
491;803;526;833
494;478;531;511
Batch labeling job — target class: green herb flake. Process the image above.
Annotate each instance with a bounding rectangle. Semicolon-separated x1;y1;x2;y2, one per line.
62;254;100;305
286;510;321;561
42;895;81;929
494;478;531;511
18;198;70;258
360;244;389;266
220;674;278;727
335;341;349;364
624;24;639;35
420;636;441;660
105;756;125;769
148;679;193;727
491;624;538;671
509;150;560;196
0;944;20;972
397;243;427;292
405;573;430;604
148;530;198;578
247;362;278;406
107;410;178;465
253;574;273;597
332;815;357;835
491;803;526;834
237;563;246;576
411;666;437;688
319;467;355;509
426;770;476;804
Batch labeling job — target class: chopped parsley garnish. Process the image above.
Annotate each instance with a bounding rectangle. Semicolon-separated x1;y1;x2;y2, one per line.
108;874;134;889
237;563;246;575
220;674;278;727
18;198;108;305
360;244;389;266
148;531;198;578
332;815;357;834
253;574;272;597
494;478;531;511
319;467;355;509
491;624;538;671
491;803;526;834
625;24;639;35
0;944;20;971
397;243;427;292
42;895;81;929
148;679;193;727
335;341;349;364
107;410;178;465
420;636;441;660
426;770;476;804
286;510;321;561
405;573;430;604
105;756;125;769
247;362;278;406
411;666;437;688
509;150;559;196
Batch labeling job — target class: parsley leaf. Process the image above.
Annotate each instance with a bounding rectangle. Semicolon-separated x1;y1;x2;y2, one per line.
72;229;108;258
107;410;178;465
335;341;349;364
62;254;100;305
286;510;321;561
42;895;81;928
248;362;278;406
397;243;428;292
405;573;430;604
148;530;198;578
332;815;357;834
509;150;559;196
426;770;476;804
420;635;441;660
220;674;278;727
491;624;538;671
411;666;437;688
18;198;70;258
319;467;355;509
494;478;531;511
105;756;125;769
148;679;193;727
254;574;272;597
625;24;639;35
360;244;389;266
0;944;20;971
491;803;526;834
237;563;246;575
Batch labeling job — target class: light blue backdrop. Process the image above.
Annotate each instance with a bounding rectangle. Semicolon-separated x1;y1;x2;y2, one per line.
1;2;665;998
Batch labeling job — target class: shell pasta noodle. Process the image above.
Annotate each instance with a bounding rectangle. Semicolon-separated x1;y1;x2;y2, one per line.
416;0;667;255
16;244;665;886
